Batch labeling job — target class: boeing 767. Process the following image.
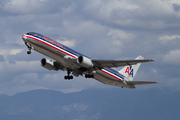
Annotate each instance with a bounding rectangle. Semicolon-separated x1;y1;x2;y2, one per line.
22;32;157;88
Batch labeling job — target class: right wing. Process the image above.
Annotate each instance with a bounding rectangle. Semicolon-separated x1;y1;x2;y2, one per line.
54;57;154;71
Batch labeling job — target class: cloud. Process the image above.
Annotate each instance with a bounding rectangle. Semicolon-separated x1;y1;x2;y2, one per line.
83;0;180;30
162;49;180;65
0;55;4;62
159;35;180;44
0;49;23;56
107;29;133;40
106;29;134;55
2;0;47;14
173;3;180;12
0;0;180;95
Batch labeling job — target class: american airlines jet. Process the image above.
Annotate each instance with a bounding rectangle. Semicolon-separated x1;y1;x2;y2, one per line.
22;32;157;88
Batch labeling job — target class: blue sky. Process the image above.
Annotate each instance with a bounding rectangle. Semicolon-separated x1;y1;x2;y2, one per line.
0;0;180;95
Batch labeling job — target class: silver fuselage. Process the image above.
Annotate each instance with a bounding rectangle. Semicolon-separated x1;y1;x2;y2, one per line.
22;33;135;88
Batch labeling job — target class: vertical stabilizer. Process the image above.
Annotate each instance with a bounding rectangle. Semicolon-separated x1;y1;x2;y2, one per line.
118;55;144;81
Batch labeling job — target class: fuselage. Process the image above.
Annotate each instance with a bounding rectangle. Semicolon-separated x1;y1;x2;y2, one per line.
22;32;135;88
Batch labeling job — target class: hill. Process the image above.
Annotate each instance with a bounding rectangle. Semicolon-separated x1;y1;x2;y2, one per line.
0;88;179;120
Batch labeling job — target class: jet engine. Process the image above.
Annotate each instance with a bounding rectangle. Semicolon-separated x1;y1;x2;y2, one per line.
41;58;57;71
77;56;93;68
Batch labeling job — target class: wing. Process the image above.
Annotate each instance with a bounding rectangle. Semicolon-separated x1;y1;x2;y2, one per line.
126;81;158;85
92;59;154;69
54;60;66;70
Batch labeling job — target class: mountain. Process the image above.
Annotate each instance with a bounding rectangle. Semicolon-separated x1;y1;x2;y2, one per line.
0;88;179;120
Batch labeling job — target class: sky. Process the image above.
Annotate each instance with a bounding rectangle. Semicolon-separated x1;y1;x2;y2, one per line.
0;0;180;95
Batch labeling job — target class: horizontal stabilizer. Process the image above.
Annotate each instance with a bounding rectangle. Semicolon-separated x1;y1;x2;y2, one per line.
126;81;158;85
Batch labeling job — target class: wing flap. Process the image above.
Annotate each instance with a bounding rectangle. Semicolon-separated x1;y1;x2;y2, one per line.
54;61;65;70
126;81;158;85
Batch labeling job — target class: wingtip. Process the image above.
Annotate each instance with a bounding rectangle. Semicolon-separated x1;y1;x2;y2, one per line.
150;59;155;61
151;81;158;84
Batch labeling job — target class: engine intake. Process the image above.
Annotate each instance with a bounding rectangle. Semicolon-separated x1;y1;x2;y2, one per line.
41;58;57;71
77;56;93;68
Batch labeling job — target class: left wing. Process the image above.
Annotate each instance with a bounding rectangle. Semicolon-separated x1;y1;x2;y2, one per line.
92;59;154;69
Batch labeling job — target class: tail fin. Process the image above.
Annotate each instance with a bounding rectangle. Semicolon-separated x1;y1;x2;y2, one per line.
118;55;144;81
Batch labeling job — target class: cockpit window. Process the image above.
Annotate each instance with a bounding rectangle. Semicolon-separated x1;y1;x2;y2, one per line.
26;33;34;36
26;32;43;38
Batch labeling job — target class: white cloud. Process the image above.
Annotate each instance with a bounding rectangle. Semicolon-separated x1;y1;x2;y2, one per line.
162;49;180;64
107;29;133;47
107;29;133;40
0;49;23;56
0;60;40;73
2;0;43;14
159;35;180;43
86;0;139;16
84;0;180;30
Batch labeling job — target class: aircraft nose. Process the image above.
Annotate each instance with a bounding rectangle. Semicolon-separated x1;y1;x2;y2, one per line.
22;34;27;41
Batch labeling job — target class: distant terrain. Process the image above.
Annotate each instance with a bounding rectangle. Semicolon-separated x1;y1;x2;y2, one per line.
0;88;179;120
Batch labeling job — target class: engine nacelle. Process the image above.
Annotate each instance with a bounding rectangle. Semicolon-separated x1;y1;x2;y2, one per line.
77;56;93;68
41;58;57;71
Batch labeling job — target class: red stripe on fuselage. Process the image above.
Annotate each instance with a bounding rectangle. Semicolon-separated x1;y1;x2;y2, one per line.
24;35;77;58
101;69;122;81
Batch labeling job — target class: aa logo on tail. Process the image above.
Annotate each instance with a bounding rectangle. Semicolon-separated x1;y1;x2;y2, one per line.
125;66;133;77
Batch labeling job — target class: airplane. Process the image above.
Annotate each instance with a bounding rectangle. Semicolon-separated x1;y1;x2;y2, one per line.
22;32;157;88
